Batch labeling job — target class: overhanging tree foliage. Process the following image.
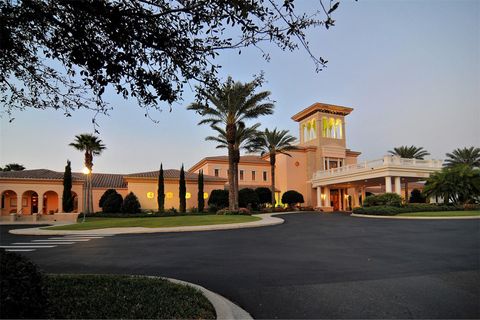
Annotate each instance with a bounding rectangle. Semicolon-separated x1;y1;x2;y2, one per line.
157;164;165;212
1;0;340;121
179;164;186;213
62;160;73;212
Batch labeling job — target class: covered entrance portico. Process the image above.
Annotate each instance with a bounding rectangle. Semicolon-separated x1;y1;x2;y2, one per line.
313;155;443;211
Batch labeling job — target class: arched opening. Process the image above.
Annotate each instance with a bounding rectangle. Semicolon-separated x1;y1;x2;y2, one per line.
43;191;59;214
322;117;328;137
329;118;336;138
22;190;39;214
71;191;79;213
302;124;308;142
335;119;343;139
310;119;316;140
1;190;18;215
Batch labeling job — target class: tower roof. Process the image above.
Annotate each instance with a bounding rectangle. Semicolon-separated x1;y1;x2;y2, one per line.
291;102;353;122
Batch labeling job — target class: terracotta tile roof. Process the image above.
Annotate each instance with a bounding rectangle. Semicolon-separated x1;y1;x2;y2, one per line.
225;184;280;192
0;169;77;181
0;169;127;188
126;169;226;182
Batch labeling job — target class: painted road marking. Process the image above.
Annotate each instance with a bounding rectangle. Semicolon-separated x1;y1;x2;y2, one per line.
32;239;90;242
49;236;104;239
5;249;36;252
0;245;57;248
13;242;75;245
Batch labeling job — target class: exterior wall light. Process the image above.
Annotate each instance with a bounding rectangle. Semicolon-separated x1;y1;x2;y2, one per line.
146;192;154;199
82;167;90;175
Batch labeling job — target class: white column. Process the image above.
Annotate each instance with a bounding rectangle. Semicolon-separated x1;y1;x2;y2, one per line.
326;158;330;170
325;187;331;207
316;187;322;207
385;176;392;193
394;177;401;195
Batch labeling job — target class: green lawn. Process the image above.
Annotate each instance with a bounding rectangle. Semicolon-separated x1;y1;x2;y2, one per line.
396;210;480;217
44;274;215;319
46;214;261;230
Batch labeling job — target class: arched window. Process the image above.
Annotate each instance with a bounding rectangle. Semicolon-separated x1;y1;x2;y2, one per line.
303;124;308;142
307;119;316;140
322;117;328;137
329;118;335;138
335;119;343;139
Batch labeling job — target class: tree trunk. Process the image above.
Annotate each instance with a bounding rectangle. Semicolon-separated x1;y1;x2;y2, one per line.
226;124;237;211
234;161;239;209
404;181;409;203
270;153;276;206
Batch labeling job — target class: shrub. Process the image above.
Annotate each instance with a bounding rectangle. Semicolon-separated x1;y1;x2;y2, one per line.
255;187;272;206
216;208;251;215
208;189;229;208
99;189;118;208
281;190;304;207
122;192;141;214
239;188;259;210
353;203;466;215
102;192;123;213
189;207;198;213
409;189;426;203
363;193;402;207
0;250;47;318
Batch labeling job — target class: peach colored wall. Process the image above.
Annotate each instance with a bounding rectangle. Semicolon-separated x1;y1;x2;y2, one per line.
91;188;128;213
0;181;84;215
126;179;225;211
191;162;270;187
275;150;311;206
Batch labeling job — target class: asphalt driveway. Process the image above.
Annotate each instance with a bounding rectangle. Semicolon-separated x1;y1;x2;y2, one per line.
1;213;479;319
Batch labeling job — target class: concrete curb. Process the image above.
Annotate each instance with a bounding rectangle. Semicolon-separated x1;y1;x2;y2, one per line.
8;213;289;236
350;213;480;220
164;277;252;320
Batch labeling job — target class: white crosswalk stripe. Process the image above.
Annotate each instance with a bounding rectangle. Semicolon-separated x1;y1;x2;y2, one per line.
2;234;112;252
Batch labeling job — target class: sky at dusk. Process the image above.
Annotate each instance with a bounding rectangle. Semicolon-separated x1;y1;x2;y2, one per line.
1;0;479;174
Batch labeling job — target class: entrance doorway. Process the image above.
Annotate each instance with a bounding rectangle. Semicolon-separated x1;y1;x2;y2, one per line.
330;190;340;211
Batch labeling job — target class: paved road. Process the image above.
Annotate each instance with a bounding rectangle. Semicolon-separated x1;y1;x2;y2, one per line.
1;213;479;319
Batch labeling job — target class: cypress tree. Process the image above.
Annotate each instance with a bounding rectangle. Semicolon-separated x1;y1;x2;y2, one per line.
157;164;165;212
179;164;186;213
198;169;204;212
62;160;74;212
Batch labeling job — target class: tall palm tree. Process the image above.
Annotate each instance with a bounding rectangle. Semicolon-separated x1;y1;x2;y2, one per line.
188;77;274;211
252;128;298;206
444;147;480;168
388;145;430;202
69;134;106;216
206;122;261;207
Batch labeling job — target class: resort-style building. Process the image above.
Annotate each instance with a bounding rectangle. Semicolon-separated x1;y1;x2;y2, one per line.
0;102;443;218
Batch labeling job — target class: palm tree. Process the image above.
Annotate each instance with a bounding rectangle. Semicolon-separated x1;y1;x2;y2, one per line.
252;128;298;206
2;163;25;171
205;122;261;208
388;145;430;202
388;145;430;159
188;77;274;210
69;133;106;216
444;147;480;168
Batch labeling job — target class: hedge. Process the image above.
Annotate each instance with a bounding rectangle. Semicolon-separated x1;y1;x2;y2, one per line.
353;204;472;215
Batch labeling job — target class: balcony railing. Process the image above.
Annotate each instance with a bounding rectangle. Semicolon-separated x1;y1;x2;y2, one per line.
313;155;443;180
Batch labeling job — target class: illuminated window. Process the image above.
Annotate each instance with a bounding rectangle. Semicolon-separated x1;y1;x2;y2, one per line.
322;117;328;137
214;169;219;177
263;171;268;181
166;192;173;199
335;119;343;139
186;192;191;199
252;171;256;181
240;170;244;180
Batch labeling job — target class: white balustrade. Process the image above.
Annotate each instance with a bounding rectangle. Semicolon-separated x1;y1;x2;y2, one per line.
314;156;443;179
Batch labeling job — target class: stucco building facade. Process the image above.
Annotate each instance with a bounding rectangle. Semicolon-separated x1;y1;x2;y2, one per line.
1;102;443;216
